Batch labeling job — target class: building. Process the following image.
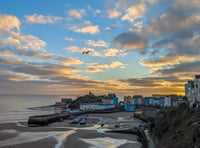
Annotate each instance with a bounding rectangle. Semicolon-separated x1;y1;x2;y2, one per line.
194;75;200;105
154;98;164;107
185;75;200;107
164;96;172;107
185;81;195;106
124;95;143;105
132;95;143;105
102;93;118;105
124;96;132;104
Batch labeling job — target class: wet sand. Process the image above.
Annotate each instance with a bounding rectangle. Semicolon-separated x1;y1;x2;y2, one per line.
0;112;142;148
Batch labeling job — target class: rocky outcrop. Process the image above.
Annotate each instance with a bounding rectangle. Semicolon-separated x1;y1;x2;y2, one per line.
69;93;103;109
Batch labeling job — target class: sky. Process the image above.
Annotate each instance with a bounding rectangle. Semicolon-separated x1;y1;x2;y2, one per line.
0;0;200;97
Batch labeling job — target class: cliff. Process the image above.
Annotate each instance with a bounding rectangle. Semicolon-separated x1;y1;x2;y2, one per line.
152;104;200;148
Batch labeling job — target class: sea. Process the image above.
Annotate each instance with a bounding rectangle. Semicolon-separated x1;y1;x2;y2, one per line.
0;95;76;123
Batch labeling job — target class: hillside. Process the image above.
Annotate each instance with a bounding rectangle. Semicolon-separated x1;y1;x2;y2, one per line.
152;104;200;148
69;93;103;108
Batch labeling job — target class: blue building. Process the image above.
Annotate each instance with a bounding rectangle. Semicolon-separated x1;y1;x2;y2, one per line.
124;105;136;111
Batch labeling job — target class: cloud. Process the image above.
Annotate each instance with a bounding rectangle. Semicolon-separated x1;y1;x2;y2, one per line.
95;10;101;14
0;15;20;33
65;37;75;41
64;46;80;52
0;56;120;95
113;31;148;50
140;34;200;67
85;68;103;73
25;51;54;59
86;40;108;47
73;25;99;34
0;51;17;57
67;9;86;19
104;48;126;57
105;25;120;31
140;55;200;67
3;36;21;45
107;9;121;18
9;32;46;51
0;15;52;60
119;76;185;87
57;57;84;66
152;61;200;76
174;0;200;9
121;3;146;22
147;7;200;35
86;61;126;73
24;14;62;24
110;61;126;68
145;0;157;4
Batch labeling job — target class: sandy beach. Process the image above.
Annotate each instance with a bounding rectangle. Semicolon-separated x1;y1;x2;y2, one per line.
0;112;143;148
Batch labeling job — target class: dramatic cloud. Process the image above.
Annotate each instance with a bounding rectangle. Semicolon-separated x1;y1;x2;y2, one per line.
174;0;200;9
24;14;62;24
140;55;200;67
67;9;86;19
119;76;185;87
152;61;200;76
140;34;200;67
0;15;20;33
121;3;146;22
113;31;148;50
147;8;200;35
86;40;108;47
107;9;121;18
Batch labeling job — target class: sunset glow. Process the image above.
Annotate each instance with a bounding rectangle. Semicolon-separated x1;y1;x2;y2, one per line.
1;0;200;96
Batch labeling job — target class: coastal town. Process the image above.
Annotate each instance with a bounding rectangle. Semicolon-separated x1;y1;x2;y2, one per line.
0;0;200;147
0;76;200;148
21;75;200;148
47;74;200;113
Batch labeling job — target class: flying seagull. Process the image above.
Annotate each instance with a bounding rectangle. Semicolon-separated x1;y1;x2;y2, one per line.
82;51;91;54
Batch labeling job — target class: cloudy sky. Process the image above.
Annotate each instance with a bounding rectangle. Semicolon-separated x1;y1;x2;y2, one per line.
0;0;199;97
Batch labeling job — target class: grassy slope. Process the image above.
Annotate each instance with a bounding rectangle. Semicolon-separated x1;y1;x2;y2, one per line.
152;104;200;148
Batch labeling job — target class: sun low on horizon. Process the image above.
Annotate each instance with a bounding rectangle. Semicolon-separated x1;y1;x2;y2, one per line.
0;0;200;97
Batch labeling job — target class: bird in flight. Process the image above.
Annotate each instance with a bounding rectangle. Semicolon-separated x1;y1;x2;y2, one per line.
82;51;91;54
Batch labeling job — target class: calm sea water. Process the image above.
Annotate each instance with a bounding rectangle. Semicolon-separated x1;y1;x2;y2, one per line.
0;95;75;123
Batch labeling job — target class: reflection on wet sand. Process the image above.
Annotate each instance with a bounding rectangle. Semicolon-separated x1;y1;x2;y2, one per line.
79;137;139;148
0;130;75;148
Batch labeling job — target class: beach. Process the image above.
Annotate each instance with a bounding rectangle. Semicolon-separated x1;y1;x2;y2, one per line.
0;112;143;148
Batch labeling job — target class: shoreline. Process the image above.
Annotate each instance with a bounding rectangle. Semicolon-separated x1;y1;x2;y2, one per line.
0;112;143;148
